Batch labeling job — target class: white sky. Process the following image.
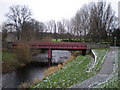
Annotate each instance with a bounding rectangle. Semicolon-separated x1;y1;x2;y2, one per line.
0;0;119;26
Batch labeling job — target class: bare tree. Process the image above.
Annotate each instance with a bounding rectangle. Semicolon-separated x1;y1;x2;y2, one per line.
76;5;90;40
46;20;57;33
88;2;116;42
61;19;72;40
57;21;65;34
6;5;32;41
71;13;83;40
30;19;47;40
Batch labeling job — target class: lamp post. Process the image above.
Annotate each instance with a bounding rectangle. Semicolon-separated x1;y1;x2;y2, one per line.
114;37;116;47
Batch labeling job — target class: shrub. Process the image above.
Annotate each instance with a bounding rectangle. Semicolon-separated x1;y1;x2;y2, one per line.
14;43;32;64
41;36;53;42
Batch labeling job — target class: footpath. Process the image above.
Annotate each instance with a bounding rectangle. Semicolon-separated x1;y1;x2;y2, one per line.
70;47;117;88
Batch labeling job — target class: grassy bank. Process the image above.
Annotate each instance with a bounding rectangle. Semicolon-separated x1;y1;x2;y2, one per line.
91;48;108;73
33;56;93;88
32;48;108;88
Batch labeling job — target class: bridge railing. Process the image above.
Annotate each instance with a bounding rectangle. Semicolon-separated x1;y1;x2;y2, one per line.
12;42;87;49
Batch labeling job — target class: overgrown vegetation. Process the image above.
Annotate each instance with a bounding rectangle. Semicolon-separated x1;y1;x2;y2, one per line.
32;48;108;88
2;50;16;62
2;45;33;73
2;50;19;73
14;44;32;64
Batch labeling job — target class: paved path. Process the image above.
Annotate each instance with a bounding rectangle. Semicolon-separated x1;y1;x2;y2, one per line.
70;47;117;88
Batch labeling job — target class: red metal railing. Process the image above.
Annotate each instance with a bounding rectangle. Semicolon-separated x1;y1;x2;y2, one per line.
12;41;87;50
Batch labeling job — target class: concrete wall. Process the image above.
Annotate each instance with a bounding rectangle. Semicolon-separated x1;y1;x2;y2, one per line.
86;42;110;49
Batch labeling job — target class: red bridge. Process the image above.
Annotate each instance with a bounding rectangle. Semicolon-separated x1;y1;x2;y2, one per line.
13;42;87;66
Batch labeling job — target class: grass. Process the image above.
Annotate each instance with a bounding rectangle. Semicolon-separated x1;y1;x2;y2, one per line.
91;48;108;72
52;39;62;42
96;75;118;88
52;39;91;42
31;48;108;88
2;51;16;62
44;56;76;77
95;47;119;88
32;56;94;88
2;47;32;73
2;50;20;73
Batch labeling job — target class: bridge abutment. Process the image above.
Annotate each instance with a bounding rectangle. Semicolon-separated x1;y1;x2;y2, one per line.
82;49;86;56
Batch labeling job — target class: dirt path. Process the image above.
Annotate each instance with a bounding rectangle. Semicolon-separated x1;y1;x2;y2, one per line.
70;47;117;88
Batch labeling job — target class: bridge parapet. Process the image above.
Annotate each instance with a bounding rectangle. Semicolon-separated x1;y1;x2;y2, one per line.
12;42;87;50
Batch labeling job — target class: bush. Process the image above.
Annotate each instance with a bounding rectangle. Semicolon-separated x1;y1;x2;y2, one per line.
15;44;32;64
41;36;53;42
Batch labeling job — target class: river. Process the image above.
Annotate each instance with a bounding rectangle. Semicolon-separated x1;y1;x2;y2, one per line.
2;50;71;88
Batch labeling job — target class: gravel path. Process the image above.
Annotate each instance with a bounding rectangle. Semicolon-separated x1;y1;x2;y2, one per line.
70;47;117;88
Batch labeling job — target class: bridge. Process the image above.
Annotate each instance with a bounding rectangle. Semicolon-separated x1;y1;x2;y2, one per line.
12;42;87;66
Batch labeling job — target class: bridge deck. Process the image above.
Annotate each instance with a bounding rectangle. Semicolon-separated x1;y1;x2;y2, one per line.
12;41;87;50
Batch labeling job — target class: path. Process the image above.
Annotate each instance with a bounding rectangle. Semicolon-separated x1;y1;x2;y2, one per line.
70;47;117;88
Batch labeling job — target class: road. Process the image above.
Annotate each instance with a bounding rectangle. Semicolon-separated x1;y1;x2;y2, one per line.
70;47;117;88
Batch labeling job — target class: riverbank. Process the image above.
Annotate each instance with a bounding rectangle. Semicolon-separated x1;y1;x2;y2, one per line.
2;48;110;88
32;48;108;88
2;50;72;88
19;52;75;88
2;49;33;73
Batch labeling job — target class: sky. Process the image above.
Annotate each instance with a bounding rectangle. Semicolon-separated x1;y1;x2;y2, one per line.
0;0;119;26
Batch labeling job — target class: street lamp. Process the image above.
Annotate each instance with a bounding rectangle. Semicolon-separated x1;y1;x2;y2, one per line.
114;37;116;46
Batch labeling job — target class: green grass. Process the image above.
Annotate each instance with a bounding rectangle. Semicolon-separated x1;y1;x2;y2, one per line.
91;48;108;72
52;39;62;42
2;50;25;73
2;51;16;62
52;39;89;42
97;75;118;88
32;56;93;88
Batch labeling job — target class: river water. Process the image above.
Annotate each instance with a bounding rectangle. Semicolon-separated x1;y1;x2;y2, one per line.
2;50;71;88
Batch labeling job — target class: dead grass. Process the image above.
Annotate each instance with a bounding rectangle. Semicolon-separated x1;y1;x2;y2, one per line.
18;78;43;88
14;43;32;64
18;82;31;89
44;56;76;77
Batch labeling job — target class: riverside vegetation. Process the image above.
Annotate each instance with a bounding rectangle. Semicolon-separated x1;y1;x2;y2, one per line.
32;48;108;88
2;45;32;73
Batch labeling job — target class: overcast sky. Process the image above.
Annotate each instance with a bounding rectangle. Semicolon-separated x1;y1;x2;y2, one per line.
0;0;119;26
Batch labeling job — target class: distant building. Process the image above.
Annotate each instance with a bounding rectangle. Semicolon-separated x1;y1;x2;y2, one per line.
2;32;17;50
